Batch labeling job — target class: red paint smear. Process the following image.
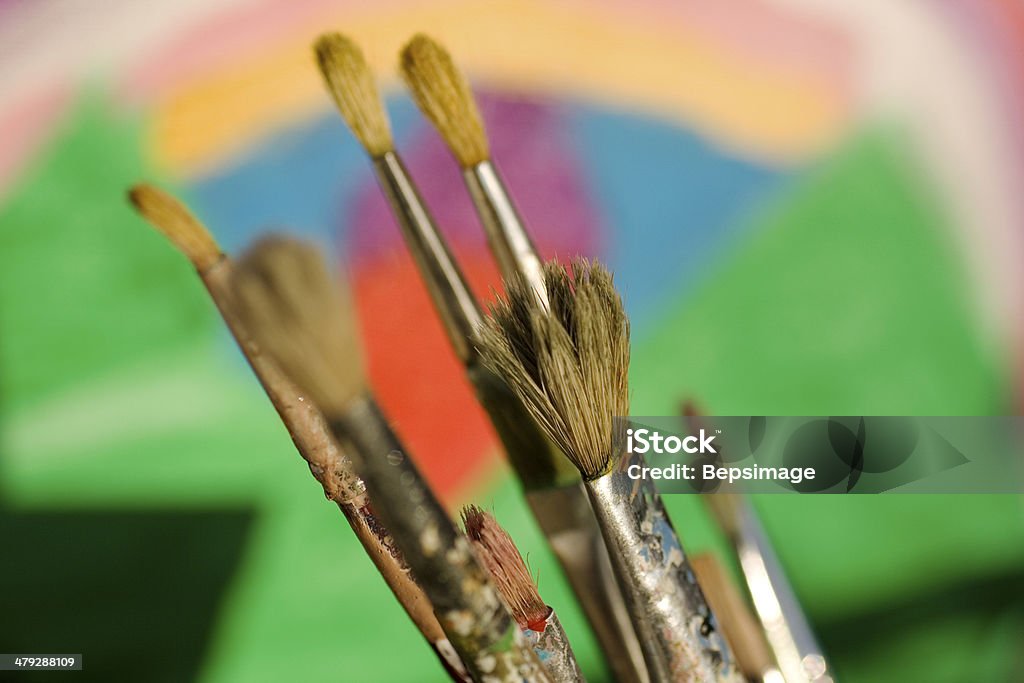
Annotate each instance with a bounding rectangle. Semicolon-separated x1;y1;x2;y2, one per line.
526;607;553;633
351;246;507;505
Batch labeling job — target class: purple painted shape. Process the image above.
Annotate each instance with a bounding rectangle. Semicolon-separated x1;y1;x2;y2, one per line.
349;92;603;264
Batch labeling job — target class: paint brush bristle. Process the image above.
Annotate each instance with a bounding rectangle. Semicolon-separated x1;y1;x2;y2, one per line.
228;237;364;416
315;32;393;156
400;34;489;167
128;183;221;271
462;506;548;630
478;259;630;479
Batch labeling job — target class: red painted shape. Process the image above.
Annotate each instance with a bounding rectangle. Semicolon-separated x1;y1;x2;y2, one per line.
351;245;507;504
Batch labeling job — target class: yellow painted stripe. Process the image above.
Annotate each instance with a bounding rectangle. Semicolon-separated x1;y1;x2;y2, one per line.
150;0;847;175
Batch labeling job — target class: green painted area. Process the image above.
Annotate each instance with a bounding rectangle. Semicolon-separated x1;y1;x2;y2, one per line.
0;98;213;410
631;133;1023;681
1;103;1020;683
0;102;599;682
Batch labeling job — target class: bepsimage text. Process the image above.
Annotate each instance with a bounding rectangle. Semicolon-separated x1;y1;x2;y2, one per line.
626;463;816;485
624;428;816;485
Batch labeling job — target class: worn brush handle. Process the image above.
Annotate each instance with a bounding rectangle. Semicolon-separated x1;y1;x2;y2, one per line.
585;452;744;683
527;485;649;683
337;500;467;680
335;394;550;683
202;261;469;679
523;609;585;683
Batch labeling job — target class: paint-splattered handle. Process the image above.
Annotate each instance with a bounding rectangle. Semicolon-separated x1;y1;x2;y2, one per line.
586;451;744;683
523;609;585;682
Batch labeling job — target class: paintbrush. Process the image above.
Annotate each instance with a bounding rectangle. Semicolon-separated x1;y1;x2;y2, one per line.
313;32;564;481
228;236;551;683
397;34;649;683
690;553;780;683
400;34;547;308
315;33;648;683
463;506;585;683
127;185;468;682
478;257;744;682
683;403;833;683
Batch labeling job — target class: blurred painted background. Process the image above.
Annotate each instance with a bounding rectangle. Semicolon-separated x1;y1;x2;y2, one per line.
2;0;1023;681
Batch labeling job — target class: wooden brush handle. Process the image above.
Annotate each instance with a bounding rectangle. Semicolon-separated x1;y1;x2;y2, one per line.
200;263;466;679
690;552;776;681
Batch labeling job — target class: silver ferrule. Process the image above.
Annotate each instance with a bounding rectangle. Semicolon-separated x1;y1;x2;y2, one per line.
735;503;833;683
464;161;549;309
523;609;585;683
585;452;744;683
527;485;649;683
373;152;484;363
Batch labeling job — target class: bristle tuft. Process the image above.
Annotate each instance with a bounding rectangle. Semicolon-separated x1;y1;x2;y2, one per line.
478;259;630;478
229;236;365;415
128;183;221;271
315;32;393;156
462;506;548;630
400;34;489;167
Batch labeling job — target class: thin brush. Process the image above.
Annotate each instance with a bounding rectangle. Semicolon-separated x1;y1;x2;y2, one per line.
683;403;832;683
127;186;467;682
400;34;547;308
690;553;780;683
228;236;550;683
397;34;648;683
315;33;479;362
316;33;647;683
463;506;585;683
478;258;745;682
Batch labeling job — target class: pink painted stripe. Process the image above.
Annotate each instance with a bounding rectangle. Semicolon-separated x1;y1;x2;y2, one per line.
943;0;1024;183
941;0;1024;383
0;83;72;198
117;0;405;106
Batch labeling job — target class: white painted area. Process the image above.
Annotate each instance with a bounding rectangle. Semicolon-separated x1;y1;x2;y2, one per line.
0;0;255;104
769;0;1023;349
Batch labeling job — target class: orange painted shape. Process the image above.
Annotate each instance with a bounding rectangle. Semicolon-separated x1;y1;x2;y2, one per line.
351;246;506;504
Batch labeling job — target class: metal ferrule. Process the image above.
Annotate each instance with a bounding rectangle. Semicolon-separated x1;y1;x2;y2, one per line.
469;364;647;681
464;161;549;309
333;393;549;683
523;609;585;682
373;152;483;363
734;503;833;683
585;451;744;683
526;484;650;683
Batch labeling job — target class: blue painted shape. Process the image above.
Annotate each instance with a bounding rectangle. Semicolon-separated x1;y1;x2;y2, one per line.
564;105;796;336
184;97;422;257
185;95;798;354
